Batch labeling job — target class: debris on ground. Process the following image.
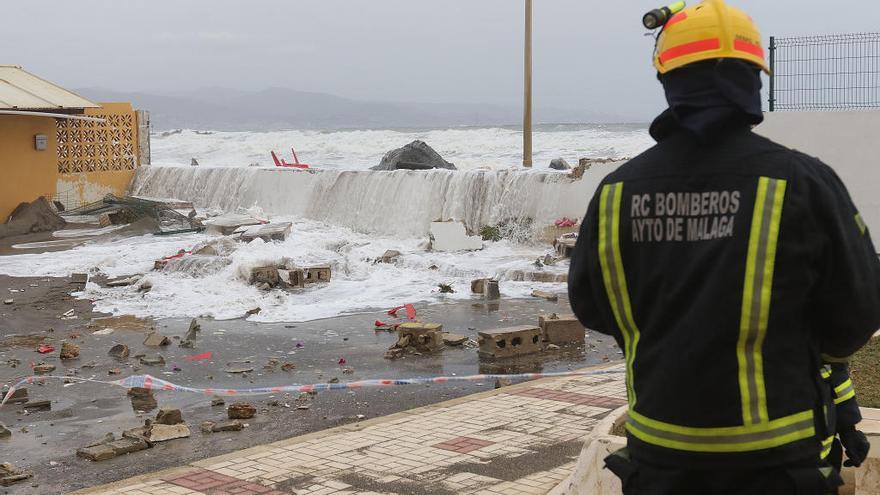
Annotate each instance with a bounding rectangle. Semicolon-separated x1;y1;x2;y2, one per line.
127;387;157;412
0;462;33;486
180;319;200;347
370;140;457;171
471;278;489;294
23;400;51;412
2;299;12;305
32;363;55;374
143;332;170;347
429;221;483;251
442;333;469;346
224;364;254;374
211;396;225;407
250;262;332;291
227;402;257;420
531;290;559;302
478;326;543;359
539;313;587;345
203;213;264;236
438;283;455;294
385;323;444;359
130;422;191;443
139;355;165;366
0;196;66;239
0;424;11;438
201;420;244;434
155;407;183;425
60;342;80;360
484;280;500;301
60;194;202;235
109;343;130;358
378;250;401;264
238;222;292;242
105;276;141;288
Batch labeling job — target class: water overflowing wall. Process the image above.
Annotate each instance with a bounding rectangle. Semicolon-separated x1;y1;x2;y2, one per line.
131;166;619;239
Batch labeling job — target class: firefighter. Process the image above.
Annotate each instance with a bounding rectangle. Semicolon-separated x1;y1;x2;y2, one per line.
567;0;880;493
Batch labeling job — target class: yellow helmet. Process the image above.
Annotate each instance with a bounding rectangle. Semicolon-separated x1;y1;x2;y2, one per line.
653;0;769;74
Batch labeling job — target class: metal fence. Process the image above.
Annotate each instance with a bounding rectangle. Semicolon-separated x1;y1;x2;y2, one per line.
769;33;880;111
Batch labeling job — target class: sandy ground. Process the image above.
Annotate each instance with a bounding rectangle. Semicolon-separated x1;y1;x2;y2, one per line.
0;272;619;494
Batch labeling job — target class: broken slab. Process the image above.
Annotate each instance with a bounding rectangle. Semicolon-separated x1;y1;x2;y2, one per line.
145;423;191;443
32;363;55;374
139;355;166;366
397;322;443;352
155;407;184;425
532;290;559;302
60;342;80;360
200;420;244;434
77;444;116;462
238;222;292;242
442;333;469;346
22;400;51;411
249;266;281;287
108;437;149;456
108;343;130;358
303;265;331;284
228;402;257;420
478;326;543;359
430;221;483;252
0;463;32;486
539;314;586;345
143;332;170;347
204;214;263;236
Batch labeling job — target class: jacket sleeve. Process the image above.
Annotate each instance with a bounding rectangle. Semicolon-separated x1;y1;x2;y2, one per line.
569;186;621;343
826;363;862;428
810;163;880;362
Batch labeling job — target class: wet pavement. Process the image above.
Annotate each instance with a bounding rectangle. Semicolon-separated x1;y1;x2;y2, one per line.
0;274;619;494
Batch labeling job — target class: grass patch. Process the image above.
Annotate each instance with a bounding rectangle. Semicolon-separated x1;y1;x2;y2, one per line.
849;336;880;408
480;225;502;242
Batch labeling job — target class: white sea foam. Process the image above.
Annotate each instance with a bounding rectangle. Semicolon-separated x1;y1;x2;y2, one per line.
152;124;652;170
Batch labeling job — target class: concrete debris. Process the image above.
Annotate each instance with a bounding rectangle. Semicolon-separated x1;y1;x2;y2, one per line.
379;250;401;264
429;221;483;252
484;280;501;301
250;263;331;290
2;299;12;305
471;278;489;294
108;436;150;455
224;365;254;374
76;444;116;462
384;348;404;360
250;266;280;287
478;326;543;359
106;276;141;288
201;420;243;434
155;407;184;425
80;433;149;461
0;463;33;486
143;332;170;347
23;400;51;411
549;158;571;170
442;333;469;346
0;197;66;239
62;195;202;235
555;233;578;258
127;387;157;412
180;319;200;347
228;402;257;420
371;140;457;171
0;424;11;438
60;342;80;360
2;388;27;404
146;423;191;442
532;290;559;302
108;343;130;358
238;222;292;242
32;363;55;374
139;355;165;366
211;396;226;407
204;214;263;236
546;344;561;351
539;314;586;345
386;323;444;359
70;273;89;290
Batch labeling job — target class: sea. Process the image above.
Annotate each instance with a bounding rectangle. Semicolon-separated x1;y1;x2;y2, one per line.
0;124;654;323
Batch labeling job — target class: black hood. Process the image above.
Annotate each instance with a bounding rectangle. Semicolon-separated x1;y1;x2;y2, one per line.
650;59;764;142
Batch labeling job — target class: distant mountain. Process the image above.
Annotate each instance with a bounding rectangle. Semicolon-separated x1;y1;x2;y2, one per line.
75;87;627;131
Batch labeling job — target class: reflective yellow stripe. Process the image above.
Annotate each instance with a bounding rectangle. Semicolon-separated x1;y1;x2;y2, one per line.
856;213;867;235
627;408;815;453
820;367;832;380
598;182;641;407
834;379;856;404
738;177;787;425
835;379;853;395
820;436;834;459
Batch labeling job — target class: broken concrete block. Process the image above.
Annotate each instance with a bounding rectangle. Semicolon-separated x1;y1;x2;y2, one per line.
145;423;190;443
180;318;200;347
70;273;89;289
106;276;140;288
32;363;55;374
303;265;331;284
23;400;51;411
108;437;149;455
442;333;469;346
250;266;280;287
397;322;443;352
384;348;404;360
239;222;292;242
201;420;243;433
484;280;500;300
143;332;170;347
0;463;32;486
108;343;130;358
204;214;263;236
77;444;116;462
429;221;483;252
478;326;543;359
155;407;183;425
555;235;577;258
139;355;165;366
532;290;559;302
128;387;157;412
380;250;401;263
60;342;80;360
471;278;489;294
539;314;586;345
228;402;256;420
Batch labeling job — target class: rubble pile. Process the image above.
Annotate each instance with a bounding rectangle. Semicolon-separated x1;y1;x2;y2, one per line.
249;263;332;291
385;322;444;359
0;197;66;238
61;194;202;235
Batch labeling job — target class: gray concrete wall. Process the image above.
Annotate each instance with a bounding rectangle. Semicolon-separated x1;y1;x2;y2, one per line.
756;110;880;239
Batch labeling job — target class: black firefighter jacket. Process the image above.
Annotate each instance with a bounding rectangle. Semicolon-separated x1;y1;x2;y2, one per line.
568;123;880;469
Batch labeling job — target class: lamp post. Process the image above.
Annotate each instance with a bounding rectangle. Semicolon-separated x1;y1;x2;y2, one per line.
523;0;533;168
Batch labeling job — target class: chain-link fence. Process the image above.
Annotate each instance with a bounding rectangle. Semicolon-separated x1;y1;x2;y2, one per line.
769;33;880;111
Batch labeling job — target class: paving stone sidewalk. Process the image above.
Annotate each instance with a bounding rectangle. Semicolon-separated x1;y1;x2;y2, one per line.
73;363;626;495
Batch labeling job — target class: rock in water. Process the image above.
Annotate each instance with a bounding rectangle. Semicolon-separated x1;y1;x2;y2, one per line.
549;158;571;170
371;140;456;171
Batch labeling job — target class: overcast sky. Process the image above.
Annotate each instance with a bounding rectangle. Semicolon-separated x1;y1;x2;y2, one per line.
5;1;878;122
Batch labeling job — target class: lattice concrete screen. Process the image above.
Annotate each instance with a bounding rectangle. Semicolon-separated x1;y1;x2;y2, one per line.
56;110;138;174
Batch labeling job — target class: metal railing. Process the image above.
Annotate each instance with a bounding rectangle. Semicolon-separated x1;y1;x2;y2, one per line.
769;33;880;111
